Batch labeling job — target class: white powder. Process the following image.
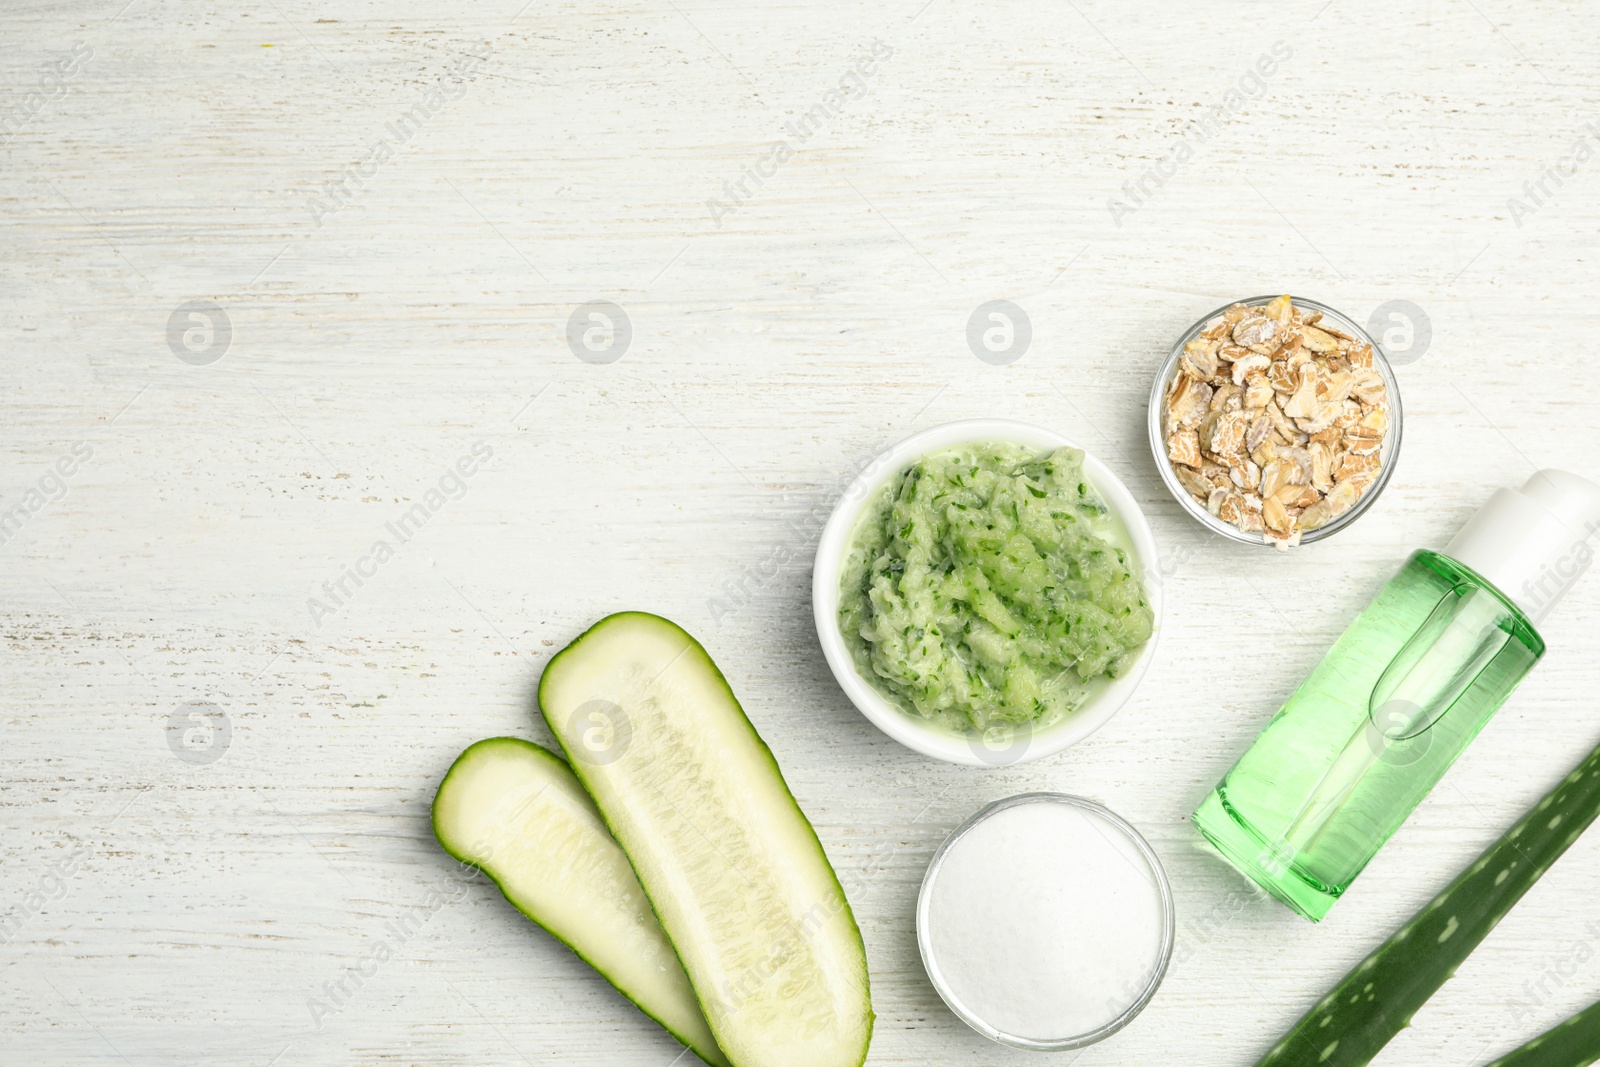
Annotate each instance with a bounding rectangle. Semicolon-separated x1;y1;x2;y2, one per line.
921;797;1168;1044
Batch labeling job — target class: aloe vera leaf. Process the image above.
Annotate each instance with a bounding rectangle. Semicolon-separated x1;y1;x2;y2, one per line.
1255;741;1600;1067
1485;998;1600;1067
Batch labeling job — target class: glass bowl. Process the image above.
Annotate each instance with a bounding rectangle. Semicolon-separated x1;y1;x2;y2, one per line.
1146;296;1403;546
916;792;1175;1050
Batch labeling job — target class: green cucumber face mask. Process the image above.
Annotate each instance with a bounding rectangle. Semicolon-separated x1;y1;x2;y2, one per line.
837;443;1153;735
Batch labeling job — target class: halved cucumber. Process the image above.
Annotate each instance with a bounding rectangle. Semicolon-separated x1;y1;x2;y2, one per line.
431;737;728;1067
540;612;873;1067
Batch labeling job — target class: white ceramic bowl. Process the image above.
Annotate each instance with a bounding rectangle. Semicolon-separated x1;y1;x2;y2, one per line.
812;419;1163;767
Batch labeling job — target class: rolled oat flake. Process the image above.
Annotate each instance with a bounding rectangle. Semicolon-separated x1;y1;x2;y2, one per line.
1163;295;1392;548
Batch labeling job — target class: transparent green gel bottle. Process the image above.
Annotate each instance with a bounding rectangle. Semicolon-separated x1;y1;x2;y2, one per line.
1194;470;1600;921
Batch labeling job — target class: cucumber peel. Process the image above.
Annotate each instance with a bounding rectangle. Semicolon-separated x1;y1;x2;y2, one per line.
540;612;873;1067
1256;740;1600;1067
432;737;729;1067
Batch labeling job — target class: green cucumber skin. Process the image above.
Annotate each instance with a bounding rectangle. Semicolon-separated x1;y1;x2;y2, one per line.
431;737;729;1067
539;611;874;1067
1487;999;1600;1067
1257;741;1600;1067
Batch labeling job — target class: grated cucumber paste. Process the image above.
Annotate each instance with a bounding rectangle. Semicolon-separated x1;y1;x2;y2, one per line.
838;443;1153;734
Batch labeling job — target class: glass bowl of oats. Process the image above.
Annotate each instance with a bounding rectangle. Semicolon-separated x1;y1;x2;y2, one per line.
1148;295;1402;549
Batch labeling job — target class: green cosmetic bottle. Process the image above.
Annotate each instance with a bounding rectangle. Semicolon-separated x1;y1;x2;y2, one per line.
1194;470;1600;920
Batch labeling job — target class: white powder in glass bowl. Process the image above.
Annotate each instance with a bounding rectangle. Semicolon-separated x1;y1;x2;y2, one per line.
917;793;1173;1049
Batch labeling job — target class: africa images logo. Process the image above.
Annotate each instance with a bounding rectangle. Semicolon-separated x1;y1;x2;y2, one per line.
307;441;494;627
704;40;893;228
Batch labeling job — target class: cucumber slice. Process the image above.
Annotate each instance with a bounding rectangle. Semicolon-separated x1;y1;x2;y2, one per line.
540;612;873;1067
432;737;729;1067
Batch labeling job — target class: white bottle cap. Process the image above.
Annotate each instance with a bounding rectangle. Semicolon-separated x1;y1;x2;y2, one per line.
1444;470;1600;624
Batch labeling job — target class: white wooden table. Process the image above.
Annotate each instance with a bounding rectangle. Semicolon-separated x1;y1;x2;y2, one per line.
5;1;1600;1063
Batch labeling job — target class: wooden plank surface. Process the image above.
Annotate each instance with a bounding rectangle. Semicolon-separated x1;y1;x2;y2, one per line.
3;0;1600;1063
